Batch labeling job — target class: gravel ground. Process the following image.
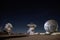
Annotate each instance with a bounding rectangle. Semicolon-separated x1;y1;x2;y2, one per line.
2;35;60;40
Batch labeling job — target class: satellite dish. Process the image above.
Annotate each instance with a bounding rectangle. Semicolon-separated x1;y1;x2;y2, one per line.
4;23;13;35
44;20;58;34
27;22;37;28
27;22;37;35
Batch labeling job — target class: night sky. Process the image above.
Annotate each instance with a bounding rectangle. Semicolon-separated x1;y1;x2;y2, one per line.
0;1;60;33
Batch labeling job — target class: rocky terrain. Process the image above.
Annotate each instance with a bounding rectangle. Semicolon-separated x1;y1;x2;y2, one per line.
0;34;60;40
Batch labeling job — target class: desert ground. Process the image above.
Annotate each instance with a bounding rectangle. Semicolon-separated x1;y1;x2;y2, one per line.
0;34;60;40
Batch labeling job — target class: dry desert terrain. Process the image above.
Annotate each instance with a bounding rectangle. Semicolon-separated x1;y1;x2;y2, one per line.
0;35;60;40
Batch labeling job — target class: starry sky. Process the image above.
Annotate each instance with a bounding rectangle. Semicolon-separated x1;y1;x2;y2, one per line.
0;1;60;33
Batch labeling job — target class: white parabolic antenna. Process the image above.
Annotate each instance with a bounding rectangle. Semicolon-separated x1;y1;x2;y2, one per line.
44;20;58;34
4;23;13;33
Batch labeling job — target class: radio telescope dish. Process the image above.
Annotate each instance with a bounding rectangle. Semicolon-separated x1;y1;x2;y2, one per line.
44;20;58;34
27;22;37;35
4;23;13;35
